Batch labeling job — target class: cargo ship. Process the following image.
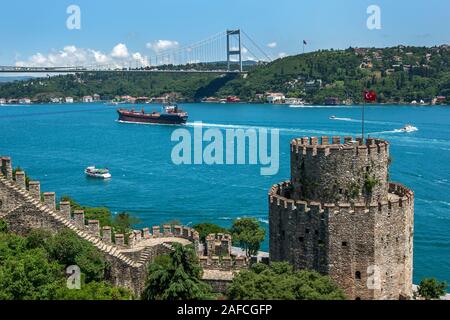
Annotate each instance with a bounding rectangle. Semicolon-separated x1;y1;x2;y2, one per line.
117;104;188;125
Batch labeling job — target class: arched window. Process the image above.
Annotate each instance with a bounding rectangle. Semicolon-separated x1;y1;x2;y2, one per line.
355;271;361;279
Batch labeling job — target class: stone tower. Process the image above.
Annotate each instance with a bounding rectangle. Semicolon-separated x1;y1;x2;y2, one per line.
269;136;414;300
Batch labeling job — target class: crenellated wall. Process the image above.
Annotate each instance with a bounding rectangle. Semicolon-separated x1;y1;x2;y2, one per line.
290;136;389;203
269;137;414;300
0;156;202;296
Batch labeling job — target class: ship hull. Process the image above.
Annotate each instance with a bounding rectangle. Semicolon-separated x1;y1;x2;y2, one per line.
117;110;187;125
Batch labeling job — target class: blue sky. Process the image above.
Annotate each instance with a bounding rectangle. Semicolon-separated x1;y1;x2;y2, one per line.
0;0;449;66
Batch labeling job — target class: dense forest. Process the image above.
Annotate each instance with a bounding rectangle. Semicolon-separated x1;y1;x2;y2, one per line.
1;45;449;104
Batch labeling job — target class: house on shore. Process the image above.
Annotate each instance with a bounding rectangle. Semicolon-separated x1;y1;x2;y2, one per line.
82;95;93;103
19;98;31;104
65;97;74;103
266;92;285;104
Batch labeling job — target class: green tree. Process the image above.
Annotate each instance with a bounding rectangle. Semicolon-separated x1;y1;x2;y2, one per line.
227;262;346;300
417;278;447;300
44;229;108;282
0;227;132;300
112;212;141;235
0;219;7;233
0;247;63;300
56;281;132;300
141;243;212;300
193;222;229;242
230;218;265;257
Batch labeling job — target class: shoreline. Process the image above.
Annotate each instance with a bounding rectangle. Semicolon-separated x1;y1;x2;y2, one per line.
1;101;449;107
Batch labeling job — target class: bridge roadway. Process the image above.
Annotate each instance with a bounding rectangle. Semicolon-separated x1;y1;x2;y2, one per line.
0;67;246;74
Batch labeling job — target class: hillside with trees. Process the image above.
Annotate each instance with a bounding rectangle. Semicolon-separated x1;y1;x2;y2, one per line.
0;45;449;104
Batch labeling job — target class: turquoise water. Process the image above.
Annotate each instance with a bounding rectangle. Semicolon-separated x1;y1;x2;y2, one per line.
1;102;449;284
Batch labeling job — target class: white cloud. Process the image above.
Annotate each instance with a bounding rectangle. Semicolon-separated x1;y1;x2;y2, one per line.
132;52;149;66
15;43;149;68
111;43;129;58
146;40;180;53
278;52;288;58
267;42;277;48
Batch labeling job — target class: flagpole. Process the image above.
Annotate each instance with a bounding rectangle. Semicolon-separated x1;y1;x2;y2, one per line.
362;99;365;141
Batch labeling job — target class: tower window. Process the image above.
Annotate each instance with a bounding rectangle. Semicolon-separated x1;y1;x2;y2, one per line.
305;228;310;234
298;237;304;242
314;230;319;235
342;241;348;247
355;271;361;279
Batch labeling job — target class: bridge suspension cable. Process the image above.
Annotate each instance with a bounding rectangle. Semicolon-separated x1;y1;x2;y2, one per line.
0;29;271;74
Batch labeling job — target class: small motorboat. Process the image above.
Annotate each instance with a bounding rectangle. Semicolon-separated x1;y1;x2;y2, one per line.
329;115;336;120
399;124;418;133
85;166;111;179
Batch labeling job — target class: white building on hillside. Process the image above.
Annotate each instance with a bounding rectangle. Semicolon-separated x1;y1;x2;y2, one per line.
266;92;285;104
19;98;31;104
82;96;93;103
65;97;74;103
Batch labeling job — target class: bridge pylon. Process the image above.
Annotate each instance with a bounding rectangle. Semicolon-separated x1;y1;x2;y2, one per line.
226;29;242;72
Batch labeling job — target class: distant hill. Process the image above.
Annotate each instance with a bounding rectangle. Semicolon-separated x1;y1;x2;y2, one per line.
0;45;449;104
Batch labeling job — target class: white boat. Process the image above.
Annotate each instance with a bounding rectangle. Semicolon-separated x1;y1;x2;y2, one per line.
329;115;336;119
400;124;418;133
85;166;111;179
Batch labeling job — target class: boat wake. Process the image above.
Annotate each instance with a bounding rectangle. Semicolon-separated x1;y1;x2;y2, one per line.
330;117;355;122
330;117;397;125
370;126;419;135
185;122;347;136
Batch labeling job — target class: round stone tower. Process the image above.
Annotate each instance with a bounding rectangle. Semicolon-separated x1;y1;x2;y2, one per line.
269;136;414;300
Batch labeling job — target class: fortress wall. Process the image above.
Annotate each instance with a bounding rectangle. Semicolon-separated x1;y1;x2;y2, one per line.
269;192;329;274
290;137;389;203
0;158;203;296
373;184;414;299
269;180;414;300
327;203;377;300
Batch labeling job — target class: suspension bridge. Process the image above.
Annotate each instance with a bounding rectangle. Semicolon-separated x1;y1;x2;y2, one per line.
0;29;271;74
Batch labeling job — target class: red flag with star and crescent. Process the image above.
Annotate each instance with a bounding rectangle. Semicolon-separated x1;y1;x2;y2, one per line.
364;90;377;102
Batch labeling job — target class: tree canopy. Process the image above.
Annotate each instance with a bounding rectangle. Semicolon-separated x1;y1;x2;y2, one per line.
0;219;132;300
193;222;229;242
227;262;346;300
230;218;265;257
141;243;213;300
417;278;448;300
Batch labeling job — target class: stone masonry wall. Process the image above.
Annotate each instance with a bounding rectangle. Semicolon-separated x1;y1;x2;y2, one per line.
290;137;389;203
269;137;414;300
0;156;202;296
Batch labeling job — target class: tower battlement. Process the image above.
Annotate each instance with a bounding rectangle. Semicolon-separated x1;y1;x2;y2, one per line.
269;137;414;300
290;136;390;203
291;136;389;159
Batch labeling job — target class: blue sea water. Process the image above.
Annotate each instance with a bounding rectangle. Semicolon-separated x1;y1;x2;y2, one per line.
0;102;449;285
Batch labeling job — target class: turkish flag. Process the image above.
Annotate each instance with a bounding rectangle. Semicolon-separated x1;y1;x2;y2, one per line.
364;90;377;102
